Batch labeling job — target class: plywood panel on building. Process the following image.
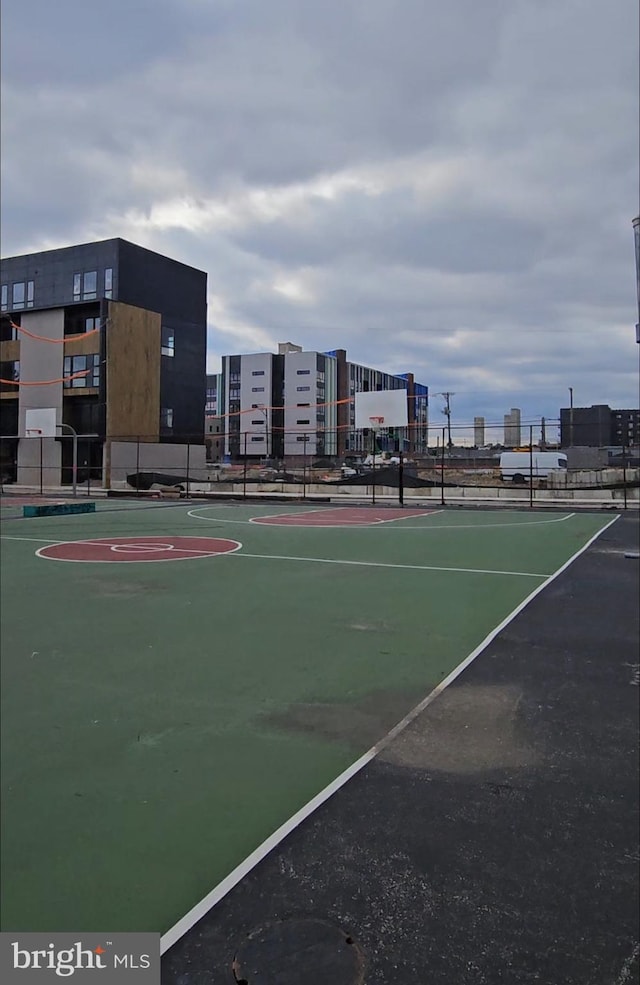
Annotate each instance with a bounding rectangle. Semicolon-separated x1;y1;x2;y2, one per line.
1;341;22;399
64;387;99;397
0;340;21;362
64;334;100;357
106;301;161;441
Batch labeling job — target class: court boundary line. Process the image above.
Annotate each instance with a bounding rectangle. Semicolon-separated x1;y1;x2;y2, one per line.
0;533;560;577
187;507;577;530
230;552;548;578
159;512;620;954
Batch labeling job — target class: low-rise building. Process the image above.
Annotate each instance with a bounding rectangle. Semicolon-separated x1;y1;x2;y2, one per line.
1;238;207;485
211;344;429;461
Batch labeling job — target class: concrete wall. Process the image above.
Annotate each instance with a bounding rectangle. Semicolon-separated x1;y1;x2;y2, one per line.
548;466;640;488
220;482;639;503
17;310;64;484
109;440;207;486
565;446;610;469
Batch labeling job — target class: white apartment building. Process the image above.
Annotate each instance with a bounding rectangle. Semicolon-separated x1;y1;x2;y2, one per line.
217;344;429;461
282;349;338;458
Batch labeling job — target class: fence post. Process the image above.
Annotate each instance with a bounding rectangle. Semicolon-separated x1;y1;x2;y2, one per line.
623;444;628;510
371;428;376;507
71;431;78;499
243;431;247;499
440;428;445;506
303;436;307;500
529;426;534;509
87;439;91;498
136;436;140;498
186;442;190;499
398;450;404;506
39;435;43;495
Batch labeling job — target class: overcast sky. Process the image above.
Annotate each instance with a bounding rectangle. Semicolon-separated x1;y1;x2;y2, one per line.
1;0;638;437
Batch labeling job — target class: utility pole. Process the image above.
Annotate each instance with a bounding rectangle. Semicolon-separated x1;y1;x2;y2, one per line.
436;392;455;448
569;387;574;448
633;216;640;343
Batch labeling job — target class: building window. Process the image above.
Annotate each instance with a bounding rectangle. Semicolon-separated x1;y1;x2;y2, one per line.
296;369;311;375
83;271;97;300
161;326;175;357
12;283;25;309
296;385;310;392
63;354;100;388
251;370;265;376
251;386;265;392
296;419;310;425
296;435;310;442
229;372;241;383
73;274;81;299
104;268;113;299
250;436;264;442
85;317;101;333
1;285;7;311
161;407;174;429
26;281;35;307
297;402;310;407
251;419;265;425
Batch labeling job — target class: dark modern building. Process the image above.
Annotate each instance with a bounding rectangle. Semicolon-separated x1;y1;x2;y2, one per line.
560;404;640;448
1;238;207;484
610;408;640;447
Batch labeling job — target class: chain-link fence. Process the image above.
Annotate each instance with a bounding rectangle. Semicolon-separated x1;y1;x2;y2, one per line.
1;420;638;507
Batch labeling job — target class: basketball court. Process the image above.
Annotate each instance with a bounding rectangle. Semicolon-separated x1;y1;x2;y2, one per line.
0;495;621;950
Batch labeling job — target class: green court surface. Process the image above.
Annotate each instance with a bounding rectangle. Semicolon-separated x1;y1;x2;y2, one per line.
0;502;614;938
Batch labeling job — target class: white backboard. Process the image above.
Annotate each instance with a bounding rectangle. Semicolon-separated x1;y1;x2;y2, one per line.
354;388;408;429
24;408;57;437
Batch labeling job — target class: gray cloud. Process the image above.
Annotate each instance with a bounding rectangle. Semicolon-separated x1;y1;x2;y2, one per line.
1;0;637;434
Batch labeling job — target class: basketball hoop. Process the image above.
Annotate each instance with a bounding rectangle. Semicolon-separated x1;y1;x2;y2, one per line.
368;416;385;430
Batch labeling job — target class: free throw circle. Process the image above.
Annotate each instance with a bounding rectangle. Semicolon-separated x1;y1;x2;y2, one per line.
36;536;242;563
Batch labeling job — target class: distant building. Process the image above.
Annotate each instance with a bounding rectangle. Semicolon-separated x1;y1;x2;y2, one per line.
473;416;485;447
611;408;640;447
212;345;429;460
503;408;521;447
0;238;207;485
559;404;640;448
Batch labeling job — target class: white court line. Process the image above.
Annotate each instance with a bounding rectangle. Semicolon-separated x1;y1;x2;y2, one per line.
70;538;240;554
1;534;547;576
249;507;440;526
186;507;577;530
0;535;238;554
160;512;620;954
231;552;548;578
0;534;242;561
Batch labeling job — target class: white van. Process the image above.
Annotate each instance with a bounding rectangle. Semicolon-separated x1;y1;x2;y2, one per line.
500;451;568;483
